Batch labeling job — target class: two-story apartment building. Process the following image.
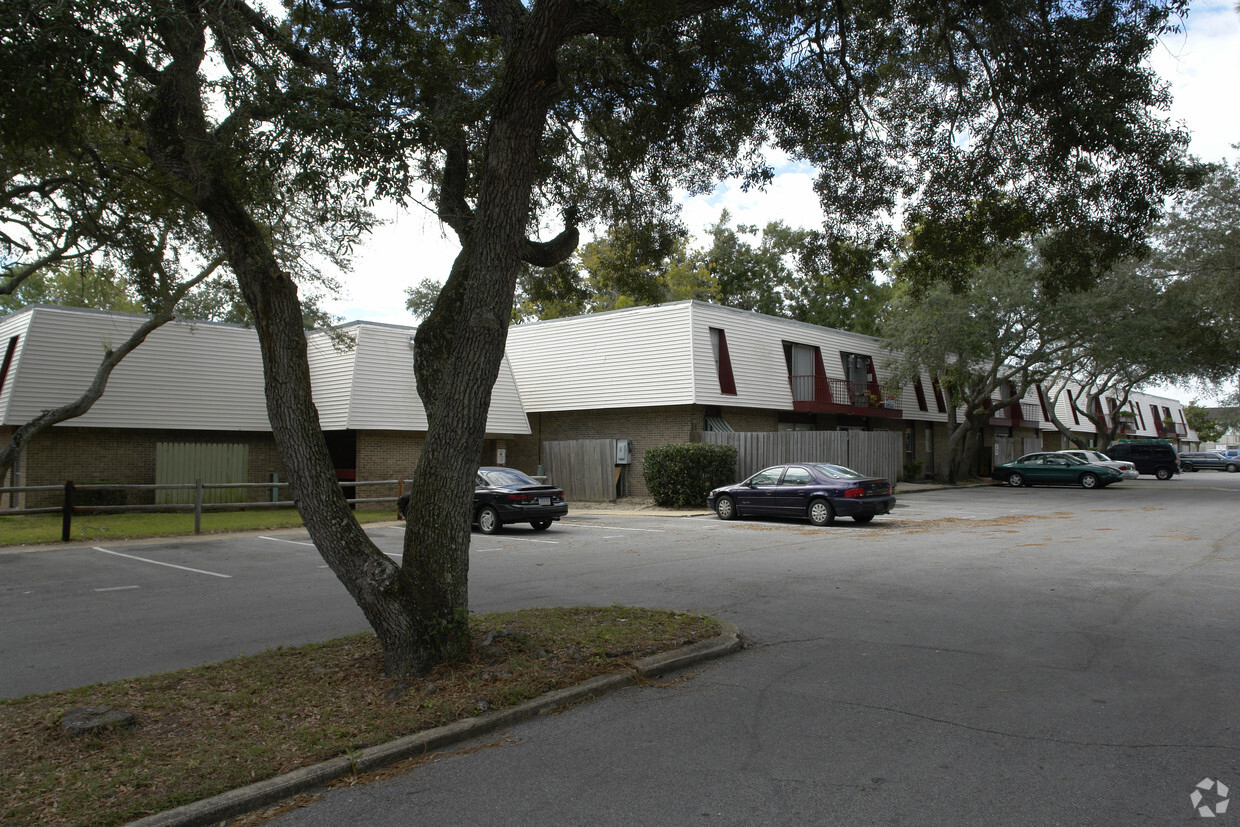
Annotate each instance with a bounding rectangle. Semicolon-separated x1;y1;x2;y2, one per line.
1;301;1198;506
502;301;1198;493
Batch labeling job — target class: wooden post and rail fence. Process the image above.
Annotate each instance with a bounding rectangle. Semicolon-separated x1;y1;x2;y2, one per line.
0;478;407;542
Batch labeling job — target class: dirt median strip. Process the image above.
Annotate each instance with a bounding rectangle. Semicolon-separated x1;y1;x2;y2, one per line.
127;621;742;827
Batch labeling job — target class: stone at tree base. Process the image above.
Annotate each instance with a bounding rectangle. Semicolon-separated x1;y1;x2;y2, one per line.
60;707;136;736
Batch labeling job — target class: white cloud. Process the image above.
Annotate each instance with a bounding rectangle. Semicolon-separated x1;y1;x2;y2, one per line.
1149;3;1240;164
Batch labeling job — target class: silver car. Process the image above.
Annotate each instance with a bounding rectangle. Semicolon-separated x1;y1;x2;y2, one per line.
1055;449;1139;480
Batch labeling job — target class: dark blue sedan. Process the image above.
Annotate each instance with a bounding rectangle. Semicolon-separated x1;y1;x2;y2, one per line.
708;463;896;526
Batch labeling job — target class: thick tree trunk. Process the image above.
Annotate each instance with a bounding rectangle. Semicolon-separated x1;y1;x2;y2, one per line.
206;205;437;675
142;12;440;676
402;8;570;664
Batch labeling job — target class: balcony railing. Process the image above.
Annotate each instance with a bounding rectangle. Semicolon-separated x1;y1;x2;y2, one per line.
789;375;902;416
1157;421;1188;437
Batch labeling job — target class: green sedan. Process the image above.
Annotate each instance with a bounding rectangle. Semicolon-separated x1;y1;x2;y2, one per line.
991;452;1125;489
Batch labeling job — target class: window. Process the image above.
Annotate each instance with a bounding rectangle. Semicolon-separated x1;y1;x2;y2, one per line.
750;468;782;486
709;328;737;395
780;467;812;486
930;378;947;413
0;335;18;399
840;352;879;406
786;343;818;401
913;377;928;412
1035;385;1051;421
777;412;814;432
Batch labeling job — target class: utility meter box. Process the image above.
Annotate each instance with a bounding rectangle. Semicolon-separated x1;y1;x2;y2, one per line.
615;439;632;465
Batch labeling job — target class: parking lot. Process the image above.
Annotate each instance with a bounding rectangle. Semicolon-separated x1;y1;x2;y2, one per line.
3;476;1239;822
3;476;1239;699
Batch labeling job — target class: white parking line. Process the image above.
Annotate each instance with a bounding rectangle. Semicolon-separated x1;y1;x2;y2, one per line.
558;522;665;533
260;536;316;547
94;585;139;592
93;547;231;578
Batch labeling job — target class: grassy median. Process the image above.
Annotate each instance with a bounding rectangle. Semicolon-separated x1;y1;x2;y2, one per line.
0;606;722;826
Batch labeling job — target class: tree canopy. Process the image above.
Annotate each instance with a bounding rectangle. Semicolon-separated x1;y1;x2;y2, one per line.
0;0;1203;675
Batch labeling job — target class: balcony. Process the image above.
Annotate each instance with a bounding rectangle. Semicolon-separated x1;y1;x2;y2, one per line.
789;375;903;418
988;402;1041;425
1156;421;1188;438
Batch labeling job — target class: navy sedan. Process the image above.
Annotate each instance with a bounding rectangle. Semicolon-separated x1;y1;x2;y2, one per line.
398;467;568;533
708;463;896;526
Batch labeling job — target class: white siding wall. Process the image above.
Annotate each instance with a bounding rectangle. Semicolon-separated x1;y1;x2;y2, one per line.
309;322;530;435
506;304;698;412
689;302;951;423
0;308;34;422
486;357;533;434
1034;383;1198;442
307;328;359;430
335;324;424;430
1;306;270;430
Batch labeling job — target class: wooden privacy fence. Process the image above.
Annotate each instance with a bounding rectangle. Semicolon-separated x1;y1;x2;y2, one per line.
700;430;903;483
542;439;620;502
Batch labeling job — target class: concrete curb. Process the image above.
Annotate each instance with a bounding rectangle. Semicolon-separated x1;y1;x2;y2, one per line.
127;621;743;827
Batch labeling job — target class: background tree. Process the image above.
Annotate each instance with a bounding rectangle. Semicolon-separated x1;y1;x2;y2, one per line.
1183;402;1224;443
1149;155;1240;380
1;263;145;314
882;245;1074;481
3;0;1201;677
1037;260;1183;447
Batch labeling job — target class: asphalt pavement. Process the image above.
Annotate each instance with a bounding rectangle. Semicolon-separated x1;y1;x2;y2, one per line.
7;477;1239;825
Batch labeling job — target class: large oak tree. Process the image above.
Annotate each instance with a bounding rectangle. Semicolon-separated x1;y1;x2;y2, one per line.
1;0;1199;675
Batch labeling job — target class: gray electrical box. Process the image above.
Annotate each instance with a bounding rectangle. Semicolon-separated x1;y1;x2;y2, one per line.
615;439;632;465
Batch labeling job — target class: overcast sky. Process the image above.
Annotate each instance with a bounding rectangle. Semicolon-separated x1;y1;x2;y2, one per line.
324;3;1240;402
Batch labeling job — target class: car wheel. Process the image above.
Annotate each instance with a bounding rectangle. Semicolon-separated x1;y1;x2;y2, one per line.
1181;462;1194;472
808;498;835;526
531;520;552;531
714;495;737;521
1227;463;1239;473
1080;472;1100;489
477;505;501;534
1007;472;1024;487
1155;467;1173;480
852;514;874;524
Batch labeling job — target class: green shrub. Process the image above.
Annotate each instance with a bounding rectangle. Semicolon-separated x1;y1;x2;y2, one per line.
643;443;738;508
902;459;923;481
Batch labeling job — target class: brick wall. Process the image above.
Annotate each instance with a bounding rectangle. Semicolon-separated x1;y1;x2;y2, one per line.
11;426;285;509
355;429;426;510
512;405;701;497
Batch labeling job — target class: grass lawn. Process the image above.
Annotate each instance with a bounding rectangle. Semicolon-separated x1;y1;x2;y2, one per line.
0;606;722;826
0;508;398;547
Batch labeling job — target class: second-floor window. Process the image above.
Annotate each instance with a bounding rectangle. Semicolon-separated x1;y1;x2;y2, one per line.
786;343;819;402
709;327;737;395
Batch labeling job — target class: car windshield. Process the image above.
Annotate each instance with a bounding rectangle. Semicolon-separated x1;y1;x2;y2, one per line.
478;468;537;487
811;463;866;480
